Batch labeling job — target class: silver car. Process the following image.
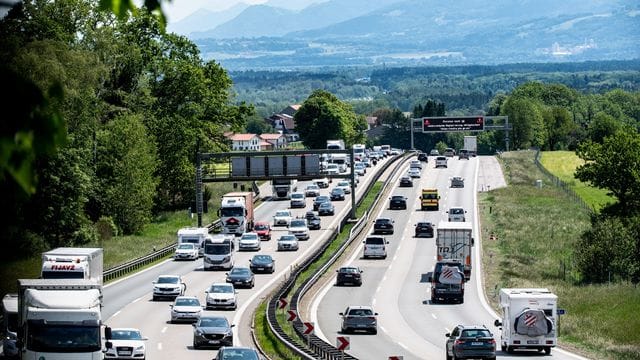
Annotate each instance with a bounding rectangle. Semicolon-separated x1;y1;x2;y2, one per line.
170;296;202;323
238;232;261;251
339;305;378;334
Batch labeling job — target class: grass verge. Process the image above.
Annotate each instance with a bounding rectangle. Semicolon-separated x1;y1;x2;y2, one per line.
253;301;303;359
480;150;640;360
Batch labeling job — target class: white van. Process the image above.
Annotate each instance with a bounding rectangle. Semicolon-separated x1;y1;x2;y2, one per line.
203;234;235;270
447;207;467;222
363;236;389;259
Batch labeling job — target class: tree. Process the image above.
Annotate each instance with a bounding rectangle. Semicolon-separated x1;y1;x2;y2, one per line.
245;116;274;135
543;106;577;150
501;97;545;149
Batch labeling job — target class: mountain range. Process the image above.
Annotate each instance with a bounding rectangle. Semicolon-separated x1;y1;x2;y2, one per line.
173;0;640;70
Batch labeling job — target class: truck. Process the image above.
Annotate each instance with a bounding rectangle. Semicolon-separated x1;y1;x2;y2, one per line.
2;293;18;358
271;179;298;200
17;279;105;360
177;227;210;256
494;288;558;355
420;188;440;210
203;234;235;271
218;192;254;235
326;139;345;150
436;221;474;280
41;247;104;285
464;135;477;156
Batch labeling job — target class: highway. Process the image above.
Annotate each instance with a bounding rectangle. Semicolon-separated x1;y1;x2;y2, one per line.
101;155;393;359
309;155;588;360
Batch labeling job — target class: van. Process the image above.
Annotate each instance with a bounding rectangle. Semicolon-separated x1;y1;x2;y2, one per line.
203;234;235;270
363;236;389;259
177;227;209;257
447;207;467;222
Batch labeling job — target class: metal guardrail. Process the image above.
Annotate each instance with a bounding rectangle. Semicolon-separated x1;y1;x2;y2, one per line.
265;152;415;359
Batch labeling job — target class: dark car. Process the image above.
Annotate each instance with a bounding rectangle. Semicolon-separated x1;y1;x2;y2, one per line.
214;346;262;360
458;149;470;160
330;187;346;201
253;222;271;240
192;315;234;349
415;222;434;238
225;267;255;288
318;202;335;216
389;195;408;210
305;211;322;230
249;254;275;274
399;176;413;187
417;152;429;162
445;325;496;360
313;195;331;211
336;266;363;286
430;260;465;303
373;218;394;235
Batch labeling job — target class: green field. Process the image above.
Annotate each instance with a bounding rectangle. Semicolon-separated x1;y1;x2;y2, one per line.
539;151;614;211
480;150;640;360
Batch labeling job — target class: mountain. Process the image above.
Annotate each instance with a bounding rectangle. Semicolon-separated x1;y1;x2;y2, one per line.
168;4;249;37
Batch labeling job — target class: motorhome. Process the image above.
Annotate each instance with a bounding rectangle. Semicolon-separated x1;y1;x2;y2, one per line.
177;227;209;256
41;247;104;285
203;235;235;271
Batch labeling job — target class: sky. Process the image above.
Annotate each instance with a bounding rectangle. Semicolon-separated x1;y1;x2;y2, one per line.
162;0;267;23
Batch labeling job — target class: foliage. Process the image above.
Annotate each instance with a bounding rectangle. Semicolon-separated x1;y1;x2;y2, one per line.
245;115;275;135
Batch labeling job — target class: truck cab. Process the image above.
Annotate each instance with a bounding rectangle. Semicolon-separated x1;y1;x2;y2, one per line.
2;293;18;358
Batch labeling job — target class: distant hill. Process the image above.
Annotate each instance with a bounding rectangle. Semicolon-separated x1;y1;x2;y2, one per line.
168;4;249;37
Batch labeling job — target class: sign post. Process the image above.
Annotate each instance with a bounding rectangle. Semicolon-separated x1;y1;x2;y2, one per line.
277;298;287;315
303;322;314;344
336;336;350;360
557;308;566;335
286;310;297;322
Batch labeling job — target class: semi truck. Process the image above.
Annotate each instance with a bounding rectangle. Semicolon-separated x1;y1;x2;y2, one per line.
41;247;104;285
2;293;18;358
218;192;254;235
464;135;477;156
436;221;474;280
271;179;298;200
494;288;558;355
17;279;105;360
177;227;210;256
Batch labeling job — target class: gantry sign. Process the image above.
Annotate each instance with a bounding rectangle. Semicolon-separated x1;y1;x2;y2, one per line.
410;115;511;151
195;149;357;226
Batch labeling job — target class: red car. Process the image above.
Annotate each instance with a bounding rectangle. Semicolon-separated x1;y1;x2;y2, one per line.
253;222;271;240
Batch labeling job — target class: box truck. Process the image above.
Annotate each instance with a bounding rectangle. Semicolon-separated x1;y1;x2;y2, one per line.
464;136;477;156
2;293;18;358
436;222;473;280
218;192;254;235
41;248;103;285
494;288;558;355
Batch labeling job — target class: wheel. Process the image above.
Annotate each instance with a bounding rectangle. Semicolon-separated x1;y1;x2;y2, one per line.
152;296;157;301
500;343;506;352
506;346;513;354
446;351;452;360
371;328;377;335
193;340;199;349
544;347;551;355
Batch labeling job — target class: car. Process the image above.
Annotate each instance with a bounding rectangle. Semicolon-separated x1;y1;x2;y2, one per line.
325;163;340;175
458;149;470;160
399;176;413;187
417;152;429;162
339;305;378;334
430;260;465;303
103;328;147;360
225;267;254;288
273;209;293;226
389;195;408;210
451;176;465;188
192;315;234;349
361;157;371;167
205;283;237;310
214;346;262;360
445;325;496;360
363;236;388;259
253;222;271;240
336;266;363;286
354;163;366;176
288;218;310;240
407;168;421;178
249;254;275;274
335;180;352;194
447;207;467;222
152;275;185;301
289;192;306;208
174;243;199;261
414;222;435;238
169;296;202;323
435;156;448;168
373;217;394;234
430;149;440;156
444;147;455;157
318;201;335;216
314;178;330;188
238;232;261;251
305;184;321;197
305;211;322;230
330;187;346;201
277;234;299;251
410;160;423;170
313;195;331;211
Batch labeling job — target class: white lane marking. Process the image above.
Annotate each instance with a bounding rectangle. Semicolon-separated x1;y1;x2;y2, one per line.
376;285;382;293
112;310;121;318
380;325;387;333
157;342;162;350
161;326;167;334
445;327;450;333
372;298;377;307
398;342;409;350
382;275;387;282
431;313;437;319
132;296;142;303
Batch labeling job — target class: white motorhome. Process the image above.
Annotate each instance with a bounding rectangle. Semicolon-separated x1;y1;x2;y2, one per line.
17;279;105;360
2;293;18;358
329;153;349;173
177;227;210;256
41;247;104;285
352;143;366;159
203;234;235;271
494;288;558;355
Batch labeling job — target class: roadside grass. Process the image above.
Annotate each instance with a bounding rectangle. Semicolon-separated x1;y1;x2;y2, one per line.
254;302;303;359
539;150;614;211
479;150;640;360
254;181;383;359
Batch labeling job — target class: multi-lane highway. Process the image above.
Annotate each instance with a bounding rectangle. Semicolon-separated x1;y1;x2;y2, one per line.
102;155;393;359
308;155;587;360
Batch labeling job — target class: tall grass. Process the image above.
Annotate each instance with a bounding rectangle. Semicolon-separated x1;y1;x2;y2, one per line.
480;150;640;360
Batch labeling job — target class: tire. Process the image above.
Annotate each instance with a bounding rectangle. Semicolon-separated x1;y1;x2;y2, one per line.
544;347;551;355
446;351;452;360
371;328;377;335
506;346;513;354
500;343;506;352
193;340;199;349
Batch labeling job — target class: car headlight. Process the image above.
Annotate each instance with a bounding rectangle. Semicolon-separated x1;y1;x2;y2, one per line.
195;330;203;336
135;345;144;351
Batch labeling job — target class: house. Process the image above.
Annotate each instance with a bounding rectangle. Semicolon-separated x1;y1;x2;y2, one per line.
281;104;301;117
228;133;261;151
265;111;299;142
259;133;288;149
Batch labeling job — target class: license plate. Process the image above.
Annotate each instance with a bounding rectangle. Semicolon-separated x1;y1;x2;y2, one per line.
527;340;539;344
208;340;219;344
471;342;483;346
257;267;264;271
119;351;132;356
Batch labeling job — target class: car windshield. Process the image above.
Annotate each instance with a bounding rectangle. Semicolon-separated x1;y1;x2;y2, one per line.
339;267;359;273
418;222;431;227
332;188;343;194
210;285;233;293
241;233;258;240
254;224;268;230
279;235;297;241
451;208;464;214
338;181;349;187
111;329;142;340
252;255;271;263
376;219;391;224
230;268;250;276
306;185;318;190
275;211;290;217
177;244;194;250
319;203;332;209
316;196;329;203
347;308;373;316
365;237;384;245
290;220;306;227
198;317;229;328
461;329;492;338
157;277;179;284
391;196;405;201
291;193;304;199
175;298;199;306
219;348;259;360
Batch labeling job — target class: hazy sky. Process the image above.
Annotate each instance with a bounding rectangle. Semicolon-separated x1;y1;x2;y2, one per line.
162;0;267;23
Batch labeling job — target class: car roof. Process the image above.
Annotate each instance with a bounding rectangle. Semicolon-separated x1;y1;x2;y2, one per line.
376;217;392;221
346;305;374;310
417;221;432;225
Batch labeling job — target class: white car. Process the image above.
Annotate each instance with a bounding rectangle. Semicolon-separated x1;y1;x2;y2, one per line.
288;218;310;240
152;275;185;301
205;283;237;310
407;168;421;178
170;296;202;323
314;178;330;188
305;184;321;197
104;328;147;360
277;234;299;251
410;160;423;170
174;243;199;260
447;207;467;222
354;163;366;176
335;180;351;194
450;176;464;188
238;232;261;251
435;156;448;168
325;163;340;175
273;209;293;227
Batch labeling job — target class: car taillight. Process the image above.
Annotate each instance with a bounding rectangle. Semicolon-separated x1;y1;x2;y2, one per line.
488;339;496;344
367;317;376;320
454;340;464;346
546;340;554;344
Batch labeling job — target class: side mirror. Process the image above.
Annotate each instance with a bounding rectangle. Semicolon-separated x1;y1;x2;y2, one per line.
339;312;344;316
105;326;112;340
427;275;433;282
169;305;173;308
445;333;450;337
192;323;197;327
105;341;113;350
494;319;502;327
